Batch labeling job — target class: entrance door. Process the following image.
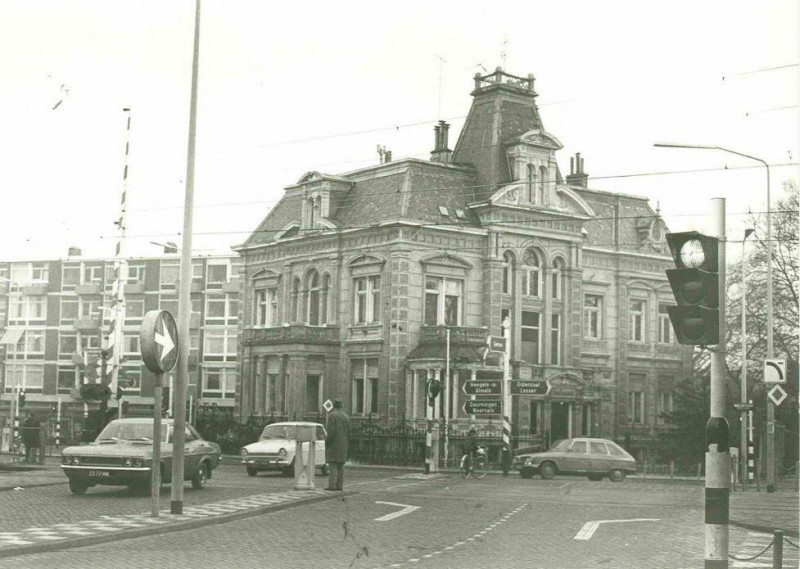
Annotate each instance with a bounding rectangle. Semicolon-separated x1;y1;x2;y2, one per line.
550;401;570;442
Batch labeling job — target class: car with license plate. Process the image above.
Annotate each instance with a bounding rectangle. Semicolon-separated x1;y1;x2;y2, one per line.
60;418;221;495
516;437;638;482
240;422;328;477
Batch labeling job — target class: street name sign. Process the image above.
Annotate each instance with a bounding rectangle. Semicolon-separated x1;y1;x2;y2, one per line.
462;380;502;396
487;336;507;352
764;358;786;384
510;380;552;396
463;400;502;415
140;310;179;375
768;385;788;407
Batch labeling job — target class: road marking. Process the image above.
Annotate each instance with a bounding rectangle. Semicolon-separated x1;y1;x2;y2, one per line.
574;518;659;540
374;501;420;522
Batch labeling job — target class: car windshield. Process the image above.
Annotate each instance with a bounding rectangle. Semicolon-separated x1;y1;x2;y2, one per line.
260;425;297;440
549;439;570;452
97;422;168;443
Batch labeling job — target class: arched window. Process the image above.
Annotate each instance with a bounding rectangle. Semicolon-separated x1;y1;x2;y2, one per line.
526;164;535;202
307;270;320;325
521;249;541;298
551;258;563;300
291;277;301;322
502;251;514;294
538;166;547;204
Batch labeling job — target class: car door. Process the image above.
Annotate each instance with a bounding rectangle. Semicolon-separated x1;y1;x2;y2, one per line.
588;441;612;474
315;425;326;465
183;426;201;477
561;440;589;473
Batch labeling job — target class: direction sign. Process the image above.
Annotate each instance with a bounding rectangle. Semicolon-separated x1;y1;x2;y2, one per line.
462;380;502;396
488;336;507;352
764;358;786;384
463;400;502;415
140;310;179;374
510;380;551;396
768;385;788;407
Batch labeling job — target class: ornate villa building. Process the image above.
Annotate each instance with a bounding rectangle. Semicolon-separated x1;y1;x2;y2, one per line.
235;68;692;460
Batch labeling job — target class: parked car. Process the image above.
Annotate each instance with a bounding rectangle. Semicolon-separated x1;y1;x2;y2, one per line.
240;422;328;477
61;418;221;495
516;437;638;482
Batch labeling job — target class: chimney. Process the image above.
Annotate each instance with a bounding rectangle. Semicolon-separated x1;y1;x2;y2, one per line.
163;242;179;254
68;246;81;257
565;152;589;187
430;120;453;163
377;145;392;164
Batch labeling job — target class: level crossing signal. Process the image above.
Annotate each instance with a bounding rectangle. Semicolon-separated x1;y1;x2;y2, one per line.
665;231;720;345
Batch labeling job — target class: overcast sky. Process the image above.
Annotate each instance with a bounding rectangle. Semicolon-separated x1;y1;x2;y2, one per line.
0;0;796;262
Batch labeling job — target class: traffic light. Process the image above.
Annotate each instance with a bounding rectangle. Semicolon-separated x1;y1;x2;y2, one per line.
665;231;720;345
427;378;441;407
18;390;26;408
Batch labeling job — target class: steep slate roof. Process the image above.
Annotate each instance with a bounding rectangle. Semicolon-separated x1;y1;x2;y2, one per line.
243;193;301;248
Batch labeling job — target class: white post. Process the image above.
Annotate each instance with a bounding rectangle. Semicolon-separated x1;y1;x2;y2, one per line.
444;329;450;468
56;397;62;449
502;316;511;476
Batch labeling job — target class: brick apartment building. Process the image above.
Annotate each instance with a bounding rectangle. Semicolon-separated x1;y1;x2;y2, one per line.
0;251;240;446
235;67;692;460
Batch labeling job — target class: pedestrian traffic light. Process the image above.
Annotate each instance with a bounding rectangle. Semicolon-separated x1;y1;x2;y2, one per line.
427;378;441;406
18;390;26;408
665;231;720;345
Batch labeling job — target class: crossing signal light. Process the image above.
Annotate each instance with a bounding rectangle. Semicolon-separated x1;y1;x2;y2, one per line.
665;231;720;345
18;390;26;408
427;378;441;406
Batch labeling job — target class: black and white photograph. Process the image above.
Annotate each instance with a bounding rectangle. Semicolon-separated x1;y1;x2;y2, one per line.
0;1;797;567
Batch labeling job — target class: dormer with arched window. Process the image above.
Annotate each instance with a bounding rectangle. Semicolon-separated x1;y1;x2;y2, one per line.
521;248;542;298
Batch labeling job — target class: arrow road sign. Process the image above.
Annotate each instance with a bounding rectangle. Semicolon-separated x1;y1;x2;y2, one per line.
463;400;502;415
462;380;502;396
374;501;421;522
140;310;179;374
510;380;551;396
764;358;786;384
768;385;788;407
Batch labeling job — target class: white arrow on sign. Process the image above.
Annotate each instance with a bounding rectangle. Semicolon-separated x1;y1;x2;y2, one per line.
574;518;659;540
155;318;175;363
764;358;787;384
374;501;420;522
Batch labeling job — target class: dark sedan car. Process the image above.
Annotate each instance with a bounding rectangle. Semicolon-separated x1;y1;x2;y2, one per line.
516;437;638;482
61;418;221;495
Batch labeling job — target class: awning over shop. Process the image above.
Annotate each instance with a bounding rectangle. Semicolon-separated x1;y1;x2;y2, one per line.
0;328;23;345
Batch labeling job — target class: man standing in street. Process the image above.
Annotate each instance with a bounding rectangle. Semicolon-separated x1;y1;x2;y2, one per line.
325;399;350;491
22;412;40;464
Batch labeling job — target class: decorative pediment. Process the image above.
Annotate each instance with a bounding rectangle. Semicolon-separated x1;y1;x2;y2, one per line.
635;217;669;254
421;254;472;277
275;223;300;241
488;183;593;217
298;171;324;184
348;254;386;276
511;128;564;150
251;268;281;287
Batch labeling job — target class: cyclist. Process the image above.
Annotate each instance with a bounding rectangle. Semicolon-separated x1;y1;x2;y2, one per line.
463;427;479;472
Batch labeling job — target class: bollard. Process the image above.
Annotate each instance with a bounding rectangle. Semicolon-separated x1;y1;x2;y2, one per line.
293;425;316;490
773;530;783;569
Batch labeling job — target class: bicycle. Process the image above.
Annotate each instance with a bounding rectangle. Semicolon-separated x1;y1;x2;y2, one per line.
460;446;487;479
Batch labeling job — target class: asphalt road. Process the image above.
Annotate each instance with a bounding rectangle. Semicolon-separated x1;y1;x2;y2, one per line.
2;464;793;568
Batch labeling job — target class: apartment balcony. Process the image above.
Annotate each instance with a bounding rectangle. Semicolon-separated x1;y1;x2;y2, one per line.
409;325;489;363
21;283;48;295
419;325;488;346
73;317;102;331
243;325;339;346
125;282;145;294
75;283;101;295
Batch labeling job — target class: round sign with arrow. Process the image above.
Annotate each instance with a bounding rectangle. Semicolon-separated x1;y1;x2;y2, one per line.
140;310;179;374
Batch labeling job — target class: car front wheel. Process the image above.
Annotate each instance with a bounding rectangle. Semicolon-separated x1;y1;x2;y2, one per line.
192;463;208;489
609;469;626;482
69;479;88;495
539;461;556;480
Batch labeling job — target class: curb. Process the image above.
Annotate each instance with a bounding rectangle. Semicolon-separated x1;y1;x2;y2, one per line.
729;518;800;538
0;490;349;560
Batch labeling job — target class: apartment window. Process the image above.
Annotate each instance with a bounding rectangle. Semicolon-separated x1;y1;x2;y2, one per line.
255;287;278;326
79;334;101;351
8;330;45;359
584;295;603;340
550;313;561;365
629;390;645;424
658;303;673;344
127;263;145;285
192;262;204;283
57;367;78;392
306;374;321;414
207;263;228;288
9;296;46;324
83;265;104;284
629;299;646;342
521;311;541;364
203;327;237;361
80;299;102;319
551;258;563;300
424;277;462;326
123;334;140;355
160;261;180;291
202;367;235;398
4;363;44;391
125;299;144;324
62;265;80;290
10;263;48;286
657;392;674;425
521;249;541;298
59;333;78;358
354;276;381;324
351;358;379;415
502;252;513;294
205;294;237;324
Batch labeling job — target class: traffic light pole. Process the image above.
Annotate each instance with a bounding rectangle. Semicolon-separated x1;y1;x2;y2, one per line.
705;197;730;569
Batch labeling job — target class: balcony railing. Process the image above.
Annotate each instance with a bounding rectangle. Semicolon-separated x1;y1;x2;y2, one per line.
73;317;102;331
244;325;340;346
419;325;488;345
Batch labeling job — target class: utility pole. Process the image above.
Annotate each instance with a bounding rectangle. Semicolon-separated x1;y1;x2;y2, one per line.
706;197;730;568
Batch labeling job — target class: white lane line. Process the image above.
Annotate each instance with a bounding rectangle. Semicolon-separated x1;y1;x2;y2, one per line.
374;501;421;522
574;518;660;540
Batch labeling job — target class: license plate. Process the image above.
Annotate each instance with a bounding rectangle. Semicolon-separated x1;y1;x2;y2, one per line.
89;470;111;478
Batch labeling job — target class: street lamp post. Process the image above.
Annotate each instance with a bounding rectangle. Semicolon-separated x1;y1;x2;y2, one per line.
740;228;755;488
654;143;774;489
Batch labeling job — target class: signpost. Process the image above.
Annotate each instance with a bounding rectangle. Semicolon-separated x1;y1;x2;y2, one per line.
463;400;502;415
140;309;179;518
462;380;502;396
510;380;551;396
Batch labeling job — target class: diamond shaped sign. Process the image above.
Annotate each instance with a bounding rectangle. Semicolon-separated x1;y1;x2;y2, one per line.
768;384;788;407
